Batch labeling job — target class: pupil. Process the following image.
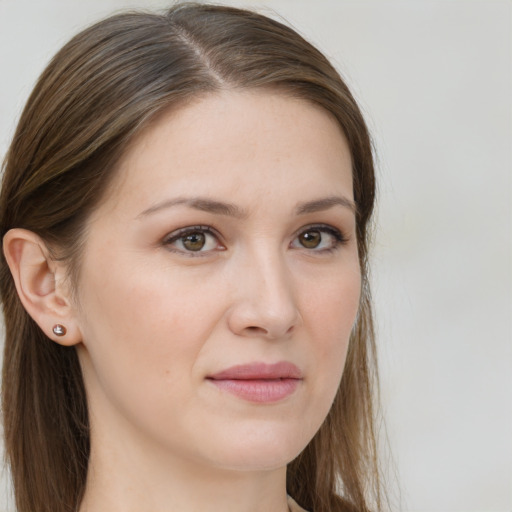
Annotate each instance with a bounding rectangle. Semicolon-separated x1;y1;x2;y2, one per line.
300;230;321;248
183;232;205;251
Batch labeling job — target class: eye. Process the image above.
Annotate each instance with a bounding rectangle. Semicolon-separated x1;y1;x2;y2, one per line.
164;226;224;255
291;225;346;252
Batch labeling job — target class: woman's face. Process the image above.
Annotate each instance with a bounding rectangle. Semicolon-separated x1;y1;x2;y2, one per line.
74;90;361;472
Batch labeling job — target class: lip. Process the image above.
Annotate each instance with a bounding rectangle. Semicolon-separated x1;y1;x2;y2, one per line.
207;361;303;403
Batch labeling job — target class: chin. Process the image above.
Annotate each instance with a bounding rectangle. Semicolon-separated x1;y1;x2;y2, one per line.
197;420;313;472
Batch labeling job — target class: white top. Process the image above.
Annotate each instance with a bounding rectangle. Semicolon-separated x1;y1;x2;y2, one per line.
287;496;309;512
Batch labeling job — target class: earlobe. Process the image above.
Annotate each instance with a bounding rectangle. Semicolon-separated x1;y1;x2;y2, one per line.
2;228;82;346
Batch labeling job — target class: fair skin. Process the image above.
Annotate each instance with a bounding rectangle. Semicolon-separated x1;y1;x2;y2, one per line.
4;90;360;512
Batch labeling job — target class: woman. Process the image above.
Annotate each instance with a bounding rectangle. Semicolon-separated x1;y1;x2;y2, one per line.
0;4;382;512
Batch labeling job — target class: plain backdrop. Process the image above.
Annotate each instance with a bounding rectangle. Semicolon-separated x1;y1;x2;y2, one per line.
0;1;511;511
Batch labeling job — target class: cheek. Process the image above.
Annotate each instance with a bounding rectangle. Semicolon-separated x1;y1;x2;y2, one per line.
301;264;361;391
76;255;225;401
304;265;361;347
80;251;222;338
75;256;235;453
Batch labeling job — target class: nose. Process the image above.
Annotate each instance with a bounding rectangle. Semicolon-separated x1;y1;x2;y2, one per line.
226;249;302;340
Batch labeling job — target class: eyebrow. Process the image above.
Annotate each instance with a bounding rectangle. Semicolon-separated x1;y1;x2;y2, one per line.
138;197;247;219
137;194;356;219
295;196;357;215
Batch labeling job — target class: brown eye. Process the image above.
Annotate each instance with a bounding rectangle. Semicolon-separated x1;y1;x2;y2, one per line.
291;225;345;252
299;230;322;248
165;227;223;255
182;232;206;251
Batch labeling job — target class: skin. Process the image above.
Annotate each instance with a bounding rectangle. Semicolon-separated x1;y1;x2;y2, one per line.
5;90;361;512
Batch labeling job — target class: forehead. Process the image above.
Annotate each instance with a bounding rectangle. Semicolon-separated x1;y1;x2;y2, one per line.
95;90;353;218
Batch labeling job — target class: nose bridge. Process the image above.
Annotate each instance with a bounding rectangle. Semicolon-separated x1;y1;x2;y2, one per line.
253;244;293;307
228;239;300;339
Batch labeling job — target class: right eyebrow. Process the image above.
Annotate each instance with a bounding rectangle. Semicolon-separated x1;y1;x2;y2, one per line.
137;196;248;219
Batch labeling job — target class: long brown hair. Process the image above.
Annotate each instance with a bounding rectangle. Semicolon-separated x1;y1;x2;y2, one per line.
0;4;381;511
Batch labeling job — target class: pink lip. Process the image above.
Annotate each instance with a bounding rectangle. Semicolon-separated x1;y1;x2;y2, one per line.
207;362;303;403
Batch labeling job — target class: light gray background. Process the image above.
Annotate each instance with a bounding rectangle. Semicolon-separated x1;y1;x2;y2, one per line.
0;1;511;511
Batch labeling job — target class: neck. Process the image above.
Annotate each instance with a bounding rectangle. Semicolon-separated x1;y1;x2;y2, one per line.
79;430;289;512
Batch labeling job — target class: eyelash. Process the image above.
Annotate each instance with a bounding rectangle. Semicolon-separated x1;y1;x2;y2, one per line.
292;224;349;253
163;224;348;257
163;225;224;257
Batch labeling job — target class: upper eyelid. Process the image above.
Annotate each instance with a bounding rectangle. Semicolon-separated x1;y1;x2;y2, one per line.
162;226;224;257
293;223;346;239
162;223;347;249
163;225;222;242
164;222;343;236
288;226;347;255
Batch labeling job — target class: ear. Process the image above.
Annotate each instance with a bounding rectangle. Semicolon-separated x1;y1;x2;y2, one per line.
3;228;82;346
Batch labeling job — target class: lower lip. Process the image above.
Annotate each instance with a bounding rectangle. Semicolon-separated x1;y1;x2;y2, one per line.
208;378;300;403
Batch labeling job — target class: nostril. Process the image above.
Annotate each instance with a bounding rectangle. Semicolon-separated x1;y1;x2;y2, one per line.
243;324;295;339
246;326;268;334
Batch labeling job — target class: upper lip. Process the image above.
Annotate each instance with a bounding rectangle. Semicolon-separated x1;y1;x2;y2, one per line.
207;361;303;380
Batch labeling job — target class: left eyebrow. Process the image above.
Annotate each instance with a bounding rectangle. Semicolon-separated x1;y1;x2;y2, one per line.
295;195;357;215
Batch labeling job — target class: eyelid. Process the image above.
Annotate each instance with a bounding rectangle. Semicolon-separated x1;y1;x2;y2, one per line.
291;223;349;251
163;225;225;256
162;223;349;256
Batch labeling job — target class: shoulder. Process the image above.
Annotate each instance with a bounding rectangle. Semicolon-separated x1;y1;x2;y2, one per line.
287;496;310;512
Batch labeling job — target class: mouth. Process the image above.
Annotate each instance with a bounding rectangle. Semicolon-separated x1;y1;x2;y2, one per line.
206;361;303;403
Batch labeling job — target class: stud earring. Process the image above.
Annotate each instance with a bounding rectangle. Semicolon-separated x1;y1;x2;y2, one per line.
52;324;67;337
